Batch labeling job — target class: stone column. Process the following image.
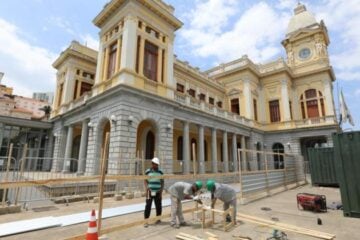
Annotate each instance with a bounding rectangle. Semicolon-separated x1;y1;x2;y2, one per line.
157;47;163;83
63;67;76;104
62;125;74;172
94;42;105;86
211;128;218;173
222;131;229;173
182;121;190;174
258;86;266;122
120;14;138;71
102;47;110;81
139;37;145;76
241;135;247;171
78;120;89;174
115;37;122;72
0;123;3;153
323;79;335;116
198;125;205;174
232;133;238;172
281;79;291;121
243;78;252;119
166;36;175;98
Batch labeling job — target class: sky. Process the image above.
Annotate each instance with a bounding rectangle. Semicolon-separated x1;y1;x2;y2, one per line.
0;0;359;130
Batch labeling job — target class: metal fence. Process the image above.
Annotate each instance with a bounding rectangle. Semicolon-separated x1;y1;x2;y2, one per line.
0;148;305;209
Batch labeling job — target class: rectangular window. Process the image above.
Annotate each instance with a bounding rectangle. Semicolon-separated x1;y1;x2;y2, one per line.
161;49;165;83
80;82;93;96
58;83;63;107
289;101;293;120
136;36;140;73
209;97;214;105
176;83;184;93
188;89;196;98
143;40;158;81
73;80;78;100
231;98;240;115
269;100;280;122
217;101;222;108
199;93;206;101
320;99;325;116
253;99;258;121
107;42;117;79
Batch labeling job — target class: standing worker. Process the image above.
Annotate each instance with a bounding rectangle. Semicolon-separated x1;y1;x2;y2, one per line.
167;181;203;228
206;180;237;223
144;157;164;227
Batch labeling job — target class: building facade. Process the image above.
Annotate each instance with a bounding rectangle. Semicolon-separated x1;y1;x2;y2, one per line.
50;1;338;175
33;92;54;105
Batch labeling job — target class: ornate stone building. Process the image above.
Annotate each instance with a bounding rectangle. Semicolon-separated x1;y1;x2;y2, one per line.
50;1;338;175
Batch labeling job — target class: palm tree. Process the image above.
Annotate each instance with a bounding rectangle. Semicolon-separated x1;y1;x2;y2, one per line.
39;105;52;120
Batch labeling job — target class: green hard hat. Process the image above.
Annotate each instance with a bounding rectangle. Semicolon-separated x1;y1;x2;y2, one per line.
195;181;203;190
206;180;215;191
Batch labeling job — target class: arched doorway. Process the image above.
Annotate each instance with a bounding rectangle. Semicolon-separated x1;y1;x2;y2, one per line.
136;120;157;160
273;143;284;169
70;135;81;172
256;142;261;170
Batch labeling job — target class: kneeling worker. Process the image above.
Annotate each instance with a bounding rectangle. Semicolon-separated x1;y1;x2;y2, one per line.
167;181;203;228
206;180;237;223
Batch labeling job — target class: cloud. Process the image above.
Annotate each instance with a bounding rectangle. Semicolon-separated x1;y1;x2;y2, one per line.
49;16;76;35
178;1;291;66
0;18;57;97
80;34;99;51
355;89;360;96
312;0;360;81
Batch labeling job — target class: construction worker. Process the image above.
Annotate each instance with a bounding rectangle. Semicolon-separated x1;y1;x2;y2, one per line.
167;181;203;228
206;180;237;223
144;157;164;227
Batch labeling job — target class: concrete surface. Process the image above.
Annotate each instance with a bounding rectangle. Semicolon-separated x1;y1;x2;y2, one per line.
0;184;359;240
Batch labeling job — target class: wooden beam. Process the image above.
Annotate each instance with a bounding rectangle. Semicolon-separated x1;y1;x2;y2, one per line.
237;212;335;239
98;132;110;234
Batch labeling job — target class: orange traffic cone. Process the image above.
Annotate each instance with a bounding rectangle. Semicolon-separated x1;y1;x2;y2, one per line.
86;209;98;240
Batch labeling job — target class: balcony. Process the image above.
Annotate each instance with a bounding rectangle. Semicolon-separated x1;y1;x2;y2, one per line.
173;92;337;130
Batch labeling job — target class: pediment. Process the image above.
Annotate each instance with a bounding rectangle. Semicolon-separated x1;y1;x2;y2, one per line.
227;88;241;96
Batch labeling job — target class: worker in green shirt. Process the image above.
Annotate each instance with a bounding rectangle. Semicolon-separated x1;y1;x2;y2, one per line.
144;157;164;227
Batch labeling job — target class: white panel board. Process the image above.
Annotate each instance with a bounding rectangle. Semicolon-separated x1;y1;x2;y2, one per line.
0;217;61;237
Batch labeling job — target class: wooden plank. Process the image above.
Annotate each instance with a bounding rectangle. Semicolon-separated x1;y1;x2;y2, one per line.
0;171;242;189
98;132;110;234
177;232;204;240
237;213;335;239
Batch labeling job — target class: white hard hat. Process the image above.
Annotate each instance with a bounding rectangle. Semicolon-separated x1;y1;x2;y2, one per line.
152;157;160;165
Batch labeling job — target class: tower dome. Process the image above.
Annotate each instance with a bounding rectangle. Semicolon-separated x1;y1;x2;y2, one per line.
286;3;319;37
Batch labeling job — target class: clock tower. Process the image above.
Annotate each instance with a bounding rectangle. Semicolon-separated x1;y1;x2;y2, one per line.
282;3;330;73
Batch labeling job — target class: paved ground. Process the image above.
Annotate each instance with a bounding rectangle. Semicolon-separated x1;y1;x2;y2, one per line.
1;183;359;240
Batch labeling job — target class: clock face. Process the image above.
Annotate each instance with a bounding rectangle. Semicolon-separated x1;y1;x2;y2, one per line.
299;48;311;59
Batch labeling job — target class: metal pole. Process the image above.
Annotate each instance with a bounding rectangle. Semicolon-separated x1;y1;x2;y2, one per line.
2;143;13;206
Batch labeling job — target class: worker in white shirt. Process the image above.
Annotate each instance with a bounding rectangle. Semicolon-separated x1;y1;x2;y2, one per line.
167;181;203;228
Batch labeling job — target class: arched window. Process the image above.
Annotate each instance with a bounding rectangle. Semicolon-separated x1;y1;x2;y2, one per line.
204;140;208;162
145;131;155;160
177;136;183;160
190;138;197;161
300;89;326;119
273;143;284;169
256;142;261;170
